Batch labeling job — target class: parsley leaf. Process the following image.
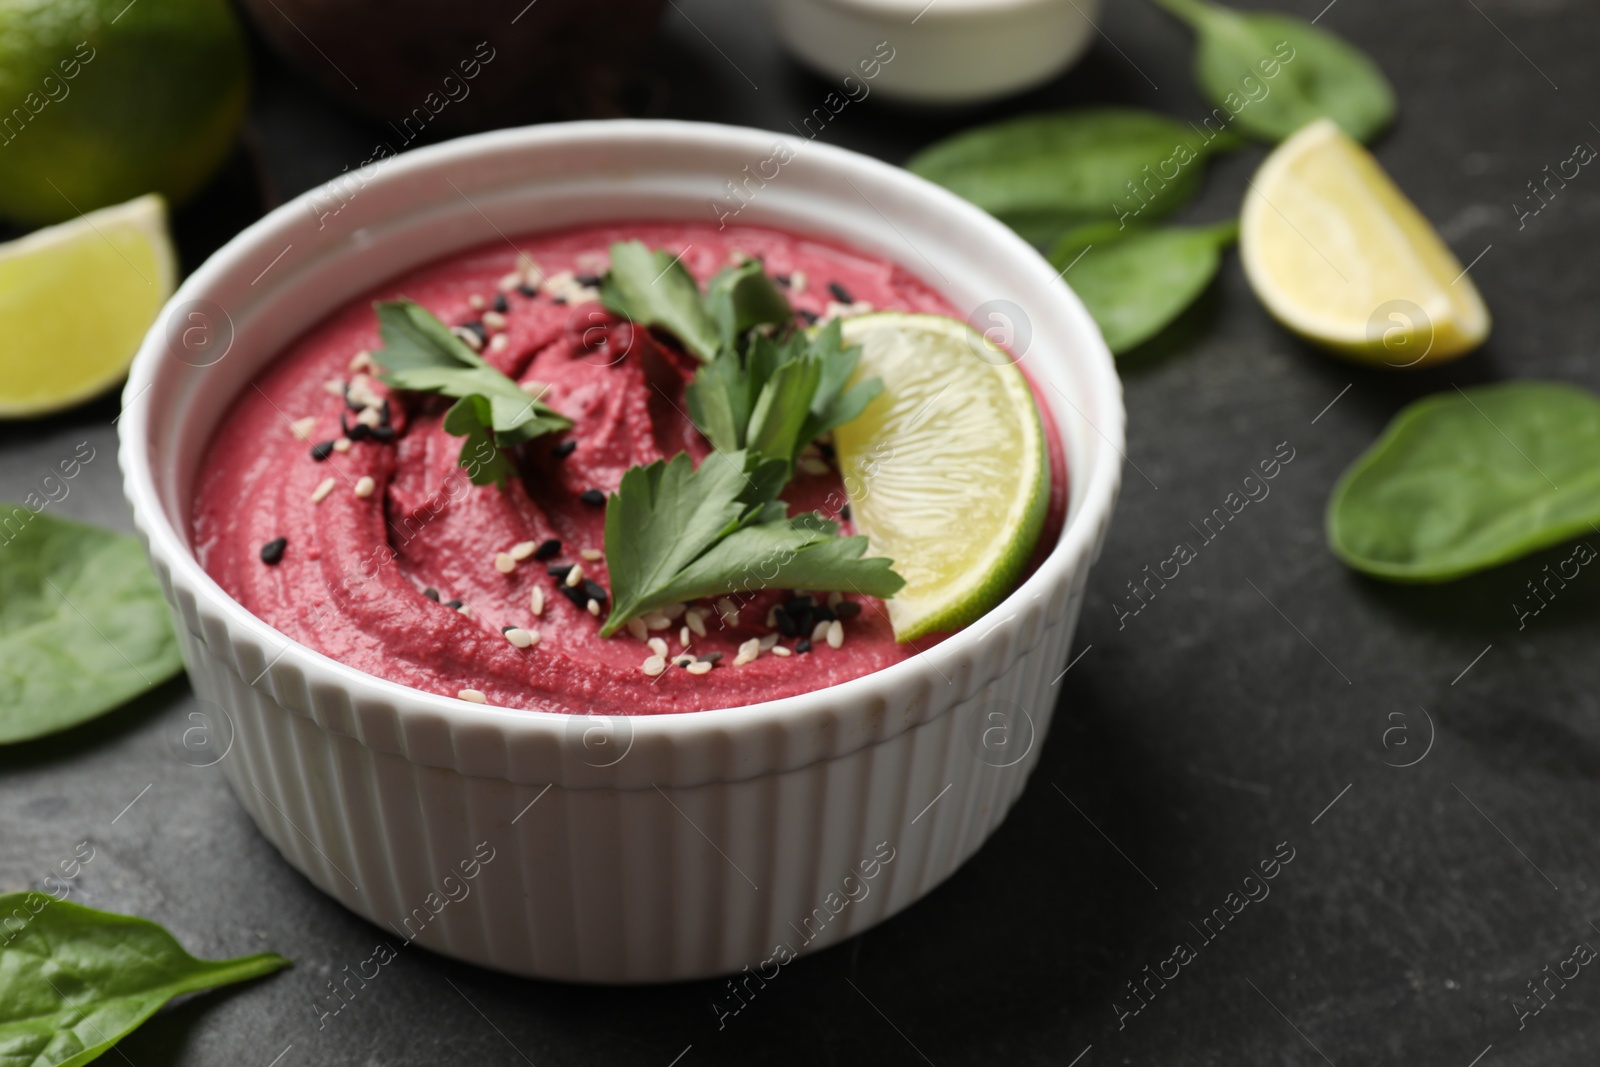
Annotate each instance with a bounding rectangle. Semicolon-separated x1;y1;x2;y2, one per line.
599;241;792;362
371;299;570;486
685;320;883;465
599;450;903;636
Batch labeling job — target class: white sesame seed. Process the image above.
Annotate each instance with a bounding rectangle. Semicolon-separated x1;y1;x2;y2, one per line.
482;310;507;330
289;416;317;440
498;271;523;292
356;406;382;428
457;604;472;617
565;563;584;588
311;477;336;504
509;540;537;561
451;326;483;351
530;586;544;616
354;476;376;499
728;248;748;265
494;552;517;574
771;645;792;657
641;656;666;676
348;350;374;373
715;596;738;618
469;294;486;311
826;619;844;649
332;437;352;453
827;591;843;608
812;620;831;643
626;616;648;641
587;599;601;616
519;379;548;396
790;269;808;294
733;638;761;667
488;333;510;353
504;627;535;648
648;637;668;657
664;602;688;621
642;611;672;631
759;632;780;651
346;376;382;408
798;457;830;477
765;605;778;628
458;688;486;703
687;660;713;675
323;378;346;396
685;609;707;638
580;548;603;562
679;625;691;647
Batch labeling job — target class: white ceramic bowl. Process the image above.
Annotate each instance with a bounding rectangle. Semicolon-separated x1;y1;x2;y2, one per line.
770;0;1102;105
118;119;1123;983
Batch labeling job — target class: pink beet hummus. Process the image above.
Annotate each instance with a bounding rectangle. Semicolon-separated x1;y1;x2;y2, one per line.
192;222;1065;715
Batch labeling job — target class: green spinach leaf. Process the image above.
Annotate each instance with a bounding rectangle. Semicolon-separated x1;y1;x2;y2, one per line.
0;511;183;744
0;893;288;1067
1328;383;1600;582
1049;220;1238;353
906;108;1242;245
1154;0;1396;143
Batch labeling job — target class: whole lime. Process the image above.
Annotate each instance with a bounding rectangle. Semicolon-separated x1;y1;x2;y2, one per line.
0;0;250;226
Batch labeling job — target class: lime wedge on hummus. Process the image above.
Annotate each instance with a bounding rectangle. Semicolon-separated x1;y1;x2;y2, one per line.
834;312;1048;641
0;194;175;416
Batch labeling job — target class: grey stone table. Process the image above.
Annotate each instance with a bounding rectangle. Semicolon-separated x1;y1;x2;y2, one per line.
4;0;1598;1063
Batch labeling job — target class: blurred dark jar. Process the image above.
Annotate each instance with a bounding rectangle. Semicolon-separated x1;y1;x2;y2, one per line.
239;0;668;131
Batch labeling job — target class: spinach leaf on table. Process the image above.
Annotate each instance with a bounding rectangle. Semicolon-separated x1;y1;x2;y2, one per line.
1049;220;1238;353
0;894;288;1067
1328;383;1600;582
907;108;1242;245
0;510;183;744
1153;0;1396;143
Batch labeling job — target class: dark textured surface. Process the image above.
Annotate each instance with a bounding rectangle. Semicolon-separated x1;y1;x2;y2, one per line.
4;0;1598;1063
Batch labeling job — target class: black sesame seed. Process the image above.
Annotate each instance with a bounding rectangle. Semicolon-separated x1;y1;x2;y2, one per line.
775;611;797;637
341;413;369;441
501;625;516;634
368;425;396;442
444;599;463;609
775;274;792;287
534;538;561;561
547;564;574;580
379;399;392;427
828;281;853;303
310;440;335;461
816;440;836;460
517;283;538;298
560;584;588;608
840;503;852;521
794;609;814;634
552;439;577;459
795;638;812;653
812;604;836;623
260;537;287;564
423;587;440;601
678;659;692;669
463;321;488;343
700;651;723;664
574;273;603;287
797;309;819;325
551;297;567;306
491;293;509;313
579;489;606;507
834;601;862;619
782;595;813;616
582;579;607;604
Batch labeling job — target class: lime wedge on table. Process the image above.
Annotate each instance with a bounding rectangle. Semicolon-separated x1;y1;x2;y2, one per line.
1240;118;1489;368
0;194;174;416
834;313;1049;642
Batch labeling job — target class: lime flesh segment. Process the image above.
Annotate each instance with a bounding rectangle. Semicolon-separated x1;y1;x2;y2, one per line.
834;312;1049;642
0;194;175;416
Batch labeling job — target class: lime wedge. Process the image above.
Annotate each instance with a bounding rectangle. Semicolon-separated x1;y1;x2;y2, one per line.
834;312;1049;641
0;194;175;416
1240;118;1490;368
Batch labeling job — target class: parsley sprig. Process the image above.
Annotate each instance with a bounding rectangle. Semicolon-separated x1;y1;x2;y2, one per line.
371;299;570;486
596;242;903;636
